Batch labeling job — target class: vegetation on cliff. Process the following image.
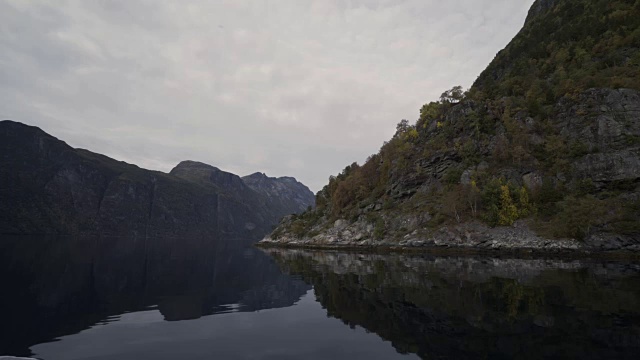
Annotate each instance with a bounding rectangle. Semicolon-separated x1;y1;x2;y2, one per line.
269;0;640;245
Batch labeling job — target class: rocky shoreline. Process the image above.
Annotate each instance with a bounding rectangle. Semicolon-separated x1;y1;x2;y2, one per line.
258;219;640;256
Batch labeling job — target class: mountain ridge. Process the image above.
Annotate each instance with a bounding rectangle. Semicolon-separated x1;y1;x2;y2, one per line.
0;120;314;240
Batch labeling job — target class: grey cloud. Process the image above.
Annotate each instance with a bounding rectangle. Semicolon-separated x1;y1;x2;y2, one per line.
0;0;535;191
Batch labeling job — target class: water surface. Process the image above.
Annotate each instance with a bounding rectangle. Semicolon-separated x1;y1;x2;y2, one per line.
1;236;639;359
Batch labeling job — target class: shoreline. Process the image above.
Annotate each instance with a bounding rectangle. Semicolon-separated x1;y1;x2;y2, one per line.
255;241;640;261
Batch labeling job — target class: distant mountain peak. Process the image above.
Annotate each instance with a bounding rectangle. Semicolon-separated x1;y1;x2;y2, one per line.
172;160;221;172
245;172;270;179
1;120;54;138
244;172;299;183
242;172;315;213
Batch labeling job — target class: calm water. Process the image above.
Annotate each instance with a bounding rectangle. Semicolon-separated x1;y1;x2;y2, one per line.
1;236;639;359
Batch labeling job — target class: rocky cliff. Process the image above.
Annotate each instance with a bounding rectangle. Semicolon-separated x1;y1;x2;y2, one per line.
261;0;640;252
242;172;315;214
169;160;314;236
0;120;314;239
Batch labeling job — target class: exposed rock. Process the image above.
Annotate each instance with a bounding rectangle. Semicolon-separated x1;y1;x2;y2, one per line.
522;172;543;190
261;219;594;252
557;89;640;152
573;149;640;185
460;169;473;185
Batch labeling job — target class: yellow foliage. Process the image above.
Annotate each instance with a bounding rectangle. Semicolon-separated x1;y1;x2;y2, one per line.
498;185;519;226
518;186;532;217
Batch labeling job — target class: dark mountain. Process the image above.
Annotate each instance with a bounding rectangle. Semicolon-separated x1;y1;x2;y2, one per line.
169;160;315;235
263;0;640;251
242;172;315;214
0;120;314;239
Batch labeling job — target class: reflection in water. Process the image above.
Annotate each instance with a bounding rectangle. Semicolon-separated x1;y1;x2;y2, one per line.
2;237;640;360
266;249;640;360
0;236;310;356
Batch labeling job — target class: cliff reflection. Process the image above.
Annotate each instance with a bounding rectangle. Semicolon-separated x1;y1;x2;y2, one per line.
0;236;309;356
266;249;640;360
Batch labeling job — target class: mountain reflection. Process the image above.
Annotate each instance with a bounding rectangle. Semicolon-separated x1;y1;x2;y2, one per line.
0;236;310;356
265;249;640;360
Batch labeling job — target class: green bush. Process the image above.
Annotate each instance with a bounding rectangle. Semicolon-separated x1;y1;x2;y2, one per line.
545;196;607;241
482;178;533;226
443;167;463;185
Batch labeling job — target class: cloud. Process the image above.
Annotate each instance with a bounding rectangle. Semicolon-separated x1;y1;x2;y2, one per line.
0;0;535;192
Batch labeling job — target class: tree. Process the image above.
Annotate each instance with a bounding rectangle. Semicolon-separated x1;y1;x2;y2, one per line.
440;85;465;104
419;101;442;125
395;119;410;136
498;185;519;226
443;186;463;223
467;180;480;218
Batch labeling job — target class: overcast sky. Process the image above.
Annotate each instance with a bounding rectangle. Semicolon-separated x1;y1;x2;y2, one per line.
0;0;534;192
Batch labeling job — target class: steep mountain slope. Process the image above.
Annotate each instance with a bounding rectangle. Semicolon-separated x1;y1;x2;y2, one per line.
242;172;315;214
262;0;640;251
170;161;314;234
0;120;313;239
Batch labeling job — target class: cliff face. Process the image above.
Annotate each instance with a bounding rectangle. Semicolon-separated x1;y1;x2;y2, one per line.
169;161;315;237
262;0;640;251
242;172;315;214
0;120;314;239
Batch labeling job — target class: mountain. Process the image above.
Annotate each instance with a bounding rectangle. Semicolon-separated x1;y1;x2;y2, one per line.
169;160;315;234
242;172;316;214
262;0;640;252
0;120;314;239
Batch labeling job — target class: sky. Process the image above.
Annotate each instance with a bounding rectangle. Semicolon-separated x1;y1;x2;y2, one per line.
0;0;535;192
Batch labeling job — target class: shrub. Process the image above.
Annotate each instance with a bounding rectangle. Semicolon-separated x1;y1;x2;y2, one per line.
373;217;385;240
545;196;607;241
498;185;519;226
443;167;463;185
482;178;533;226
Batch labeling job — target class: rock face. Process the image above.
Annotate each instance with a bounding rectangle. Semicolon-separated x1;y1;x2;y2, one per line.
242;172;315;214
169;161;315;236
0;120;314;239
262;219;588;252
559;89;640;186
